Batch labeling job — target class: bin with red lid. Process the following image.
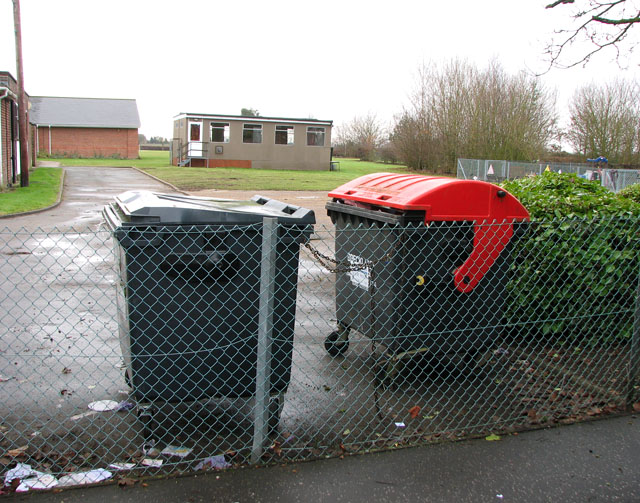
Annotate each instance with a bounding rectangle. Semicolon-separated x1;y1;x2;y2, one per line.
324;173;530;378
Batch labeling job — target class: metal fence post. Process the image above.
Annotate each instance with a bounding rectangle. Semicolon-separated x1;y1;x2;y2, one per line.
628;265;640;408
251;217;278;464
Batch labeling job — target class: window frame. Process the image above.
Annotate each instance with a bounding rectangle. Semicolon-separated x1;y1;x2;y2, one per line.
275;125;295;145
210;122;230;143
242;123;263;144
306;126;325;147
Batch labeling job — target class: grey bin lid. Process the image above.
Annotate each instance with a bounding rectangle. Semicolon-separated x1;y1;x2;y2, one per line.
107;191;316;226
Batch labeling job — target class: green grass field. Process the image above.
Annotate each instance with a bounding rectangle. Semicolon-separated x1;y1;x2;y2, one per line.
42;151;412;191
0;167;63;216
142;159;410;191
41;150;172;169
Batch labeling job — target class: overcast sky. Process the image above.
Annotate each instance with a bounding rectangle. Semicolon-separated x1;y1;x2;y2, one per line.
1;0;639;140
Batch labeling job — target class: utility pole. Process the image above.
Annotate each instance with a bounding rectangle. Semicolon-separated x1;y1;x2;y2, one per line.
13;0;29;187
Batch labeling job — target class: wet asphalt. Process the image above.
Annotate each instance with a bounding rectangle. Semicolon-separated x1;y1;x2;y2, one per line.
5;166;640;501
14;414;640;502
0;166;179;231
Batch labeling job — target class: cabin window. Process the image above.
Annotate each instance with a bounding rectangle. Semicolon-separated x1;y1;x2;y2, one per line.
306;126;325;146
243;123;262;143
275;125;294;145
210;122;230;143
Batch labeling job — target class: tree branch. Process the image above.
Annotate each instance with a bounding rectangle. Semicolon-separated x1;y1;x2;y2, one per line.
593;14;640;24
542;0;639;70
546;0;575;8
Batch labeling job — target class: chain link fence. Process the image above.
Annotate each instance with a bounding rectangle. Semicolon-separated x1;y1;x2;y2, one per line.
0;219;639;489
457;158;640;192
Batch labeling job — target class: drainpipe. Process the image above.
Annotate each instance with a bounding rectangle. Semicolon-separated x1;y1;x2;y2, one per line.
48;125;51;155
0;87;18;187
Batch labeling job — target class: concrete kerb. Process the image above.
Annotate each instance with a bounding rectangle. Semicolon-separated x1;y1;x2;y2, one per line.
0;167;66;220
130;166;189;195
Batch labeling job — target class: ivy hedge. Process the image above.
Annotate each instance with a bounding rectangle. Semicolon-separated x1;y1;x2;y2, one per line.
500;172;640;342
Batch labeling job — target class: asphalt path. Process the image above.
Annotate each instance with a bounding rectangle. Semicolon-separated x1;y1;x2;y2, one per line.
3;167;639;502
19;414;640;503
0;166;179;231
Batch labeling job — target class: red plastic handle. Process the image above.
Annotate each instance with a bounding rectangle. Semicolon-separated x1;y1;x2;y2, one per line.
453;222;514;293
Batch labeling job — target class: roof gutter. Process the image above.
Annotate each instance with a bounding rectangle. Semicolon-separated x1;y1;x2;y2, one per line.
0;86;18;101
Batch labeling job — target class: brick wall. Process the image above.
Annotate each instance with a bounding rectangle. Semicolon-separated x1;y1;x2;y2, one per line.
37;127;139;159
1;98;16;187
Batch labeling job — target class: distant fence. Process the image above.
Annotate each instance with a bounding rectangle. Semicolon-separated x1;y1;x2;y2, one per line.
140;145;170;151
457;158;640;192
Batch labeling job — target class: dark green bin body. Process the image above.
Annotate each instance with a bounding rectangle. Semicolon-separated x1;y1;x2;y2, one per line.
327;202;513;356
104;191;315;402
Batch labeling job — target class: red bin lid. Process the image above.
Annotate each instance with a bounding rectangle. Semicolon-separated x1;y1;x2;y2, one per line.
327;173;530;223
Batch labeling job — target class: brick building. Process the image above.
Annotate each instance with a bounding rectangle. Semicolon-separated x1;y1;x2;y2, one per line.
30;97;140;159
0;71;34;187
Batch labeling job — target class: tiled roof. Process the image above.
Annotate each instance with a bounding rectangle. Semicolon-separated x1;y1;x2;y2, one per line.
29;96;140;128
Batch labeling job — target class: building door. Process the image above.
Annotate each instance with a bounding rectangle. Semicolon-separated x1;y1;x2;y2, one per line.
187;121;204;157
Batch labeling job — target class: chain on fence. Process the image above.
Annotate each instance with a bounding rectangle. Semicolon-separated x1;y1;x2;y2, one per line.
0;218;639;490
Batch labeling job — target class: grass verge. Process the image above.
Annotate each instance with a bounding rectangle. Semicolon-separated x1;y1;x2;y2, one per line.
141;159;411;191
39;150;171;169
39;152;414;191
0;167;64;216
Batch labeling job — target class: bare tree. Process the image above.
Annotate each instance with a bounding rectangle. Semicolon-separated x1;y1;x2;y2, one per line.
391;66;437;171
544;0;640;69
333;114;386;161
469;61;558;161
391;60;558;173
391;111;435;171
567;78;640;163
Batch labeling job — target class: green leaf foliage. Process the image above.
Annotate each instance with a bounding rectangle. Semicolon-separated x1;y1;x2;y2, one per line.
500;172;640;343
617;183;640;205
501;172;640;219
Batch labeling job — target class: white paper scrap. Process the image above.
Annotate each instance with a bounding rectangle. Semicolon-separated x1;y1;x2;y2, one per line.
141;459;163;468
161;445;193;458
16;474;58;492
57;469;112;487
87;400;120;412
108;463;136;471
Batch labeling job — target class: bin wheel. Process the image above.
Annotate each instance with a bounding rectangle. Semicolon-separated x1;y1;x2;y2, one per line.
138;405;158;443
268;395;283;435
325;330;350;357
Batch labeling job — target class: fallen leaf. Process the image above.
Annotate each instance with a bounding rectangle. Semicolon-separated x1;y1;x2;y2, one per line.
527;409;538;421
118;477;137;488
7;446;28;457
408;406;421;419
269;441;282;456
633;402;640;412
485;434;501;441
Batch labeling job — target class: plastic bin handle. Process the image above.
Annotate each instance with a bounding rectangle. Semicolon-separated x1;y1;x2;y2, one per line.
161;252;237;284
452;222;514;293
